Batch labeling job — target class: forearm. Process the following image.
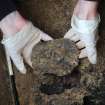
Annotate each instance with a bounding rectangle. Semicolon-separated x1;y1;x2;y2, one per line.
0;11;27;36
73;0;98;20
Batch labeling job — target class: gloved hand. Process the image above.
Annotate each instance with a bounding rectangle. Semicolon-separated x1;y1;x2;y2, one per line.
1;22;53;74
64;15;100;64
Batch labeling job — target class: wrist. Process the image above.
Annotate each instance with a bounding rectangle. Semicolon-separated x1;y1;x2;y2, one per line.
0;11;28;36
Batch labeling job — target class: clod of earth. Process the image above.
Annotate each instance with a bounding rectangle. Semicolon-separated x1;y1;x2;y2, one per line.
39;67;81;95
32;39;79;76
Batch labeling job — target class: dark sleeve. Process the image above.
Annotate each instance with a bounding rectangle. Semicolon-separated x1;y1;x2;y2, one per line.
0;0;17;21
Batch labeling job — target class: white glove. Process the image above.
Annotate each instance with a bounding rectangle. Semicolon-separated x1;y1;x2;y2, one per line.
1;22;53;74
64;15;100;64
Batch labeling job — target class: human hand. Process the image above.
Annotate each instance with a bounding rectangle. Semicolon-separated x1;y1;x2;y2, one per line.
64;15;100;64
1;22;53;74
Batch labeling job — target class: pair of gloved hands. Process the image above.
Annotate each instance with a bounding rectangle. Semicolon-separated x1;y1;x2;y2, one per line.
1;15;100;74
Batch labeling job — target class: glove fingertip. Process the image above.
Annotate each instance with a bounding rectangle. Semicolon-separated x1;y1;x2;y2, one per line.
64;33;70;39
79;49;87;59
21;70;27;74
16;63;27;74
89;55;97;64
26;59;33;69
41;34;53;41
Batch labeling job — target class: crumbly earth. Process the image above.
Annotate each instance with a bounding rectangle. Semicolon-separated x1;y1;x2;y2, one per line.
0;0;105;105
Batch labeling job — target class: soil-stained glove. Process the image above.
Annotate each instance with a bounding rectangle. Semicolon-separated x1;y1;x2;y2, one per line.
64;15;100;64
1;22;53;74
